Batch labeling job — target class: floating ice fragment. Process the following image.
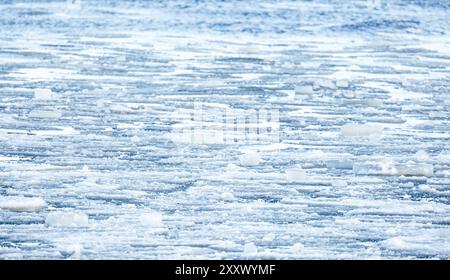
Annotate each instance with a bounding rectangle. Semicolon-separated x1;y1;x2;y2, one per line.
336;80;349;88
366;99;383;107
139;212;163;227
291;243;304;253
243;242;258;255
415;150;430;161
29;110;62;119
295;85;314;95
341;123;383;137
45;212;89;227
262;233;275;242
342;92;356;98
332;180;347;187
239;151;262;166
353;161;434;177
326;159;353;169
34;88;53;100
221;191;235;201
381;237;408;249
0;197;46;212
315;79;337;90
285;167;306;182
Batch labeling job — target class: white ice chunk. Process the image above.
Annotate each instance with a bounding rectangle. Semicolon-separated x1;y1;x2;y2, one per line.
0;197;46;212
336;80;349;88
291;243;304;253
315;79;337;90
139;212;163;227
239;151;262;166
220;191;235;201
415;150;430;161
366;99;383;107
332;180;348;187
285;167;306;182
262;233;275;242
295;85;314;95
34;88;53;100
341;123;383;137
45;212;89;227
243;242;258;255
326;159;353;169
381;237;408;249
29;110;62;119
353;160;434;177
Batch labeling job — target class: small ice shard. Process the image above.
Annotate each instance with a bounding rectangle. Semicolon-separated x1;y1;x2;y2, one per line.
139;212;163;227
331;180;347;187
29;110;62;119
295;85;314;95
315;79;337;90
45;212;89;227
239;151;262;166
336;80;349;88
340;123;383;137
34;88;53;100
243;242;258;255
0;197;46;212
285;167;305;182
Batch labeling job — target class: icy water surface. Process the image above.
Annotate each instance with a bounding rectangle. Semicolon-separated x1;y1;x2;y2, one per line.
1;0;450;259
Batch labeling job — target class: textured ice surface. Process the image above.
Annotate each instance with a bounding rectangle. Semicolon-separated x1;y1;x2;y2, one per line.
1;0;450;259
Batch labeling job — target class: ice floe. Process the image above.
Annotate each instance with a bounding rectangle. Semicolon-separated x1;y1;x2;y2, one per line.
45;212;89;227
34;88;54;100
239;151;262;167
0;197;46;212
341;123;384;137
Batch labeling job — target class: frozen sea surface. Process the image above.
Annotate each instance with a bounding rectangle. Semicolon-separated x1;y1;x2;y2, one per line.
1;0;450;259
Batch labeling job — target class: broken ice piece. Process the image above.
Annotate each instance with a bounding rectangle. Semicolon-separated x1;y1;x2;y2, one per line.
0;196;47;212
285;167;306;182
139;212;163;227
45;212;89;227
336;80;349;88
34;88;53;100
295;85;314;95
315;80;337;90
353;161;434;177
243;242;258;255
29;110;62;119
239;151;262;166
341;123;383;137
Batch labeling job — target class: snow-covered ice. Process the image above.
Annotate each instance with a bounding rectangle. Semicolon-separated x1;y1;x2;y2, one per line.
0;197;46;212
239;151;262;167
341;123;384;137
45;212;89;227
